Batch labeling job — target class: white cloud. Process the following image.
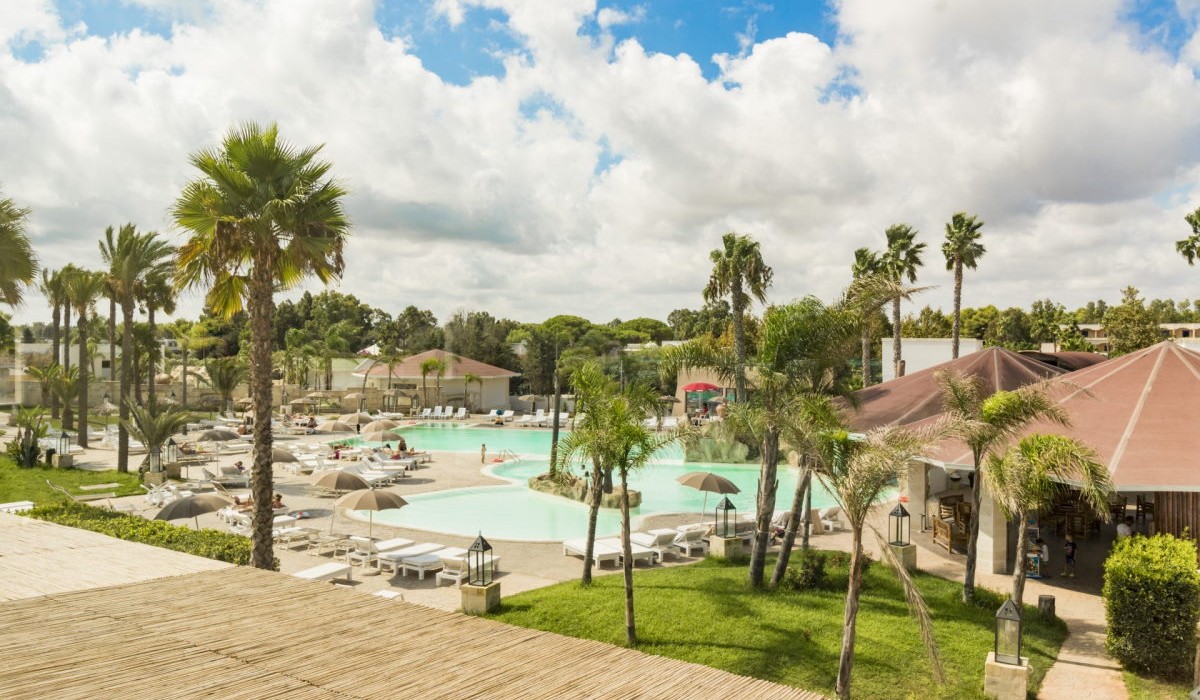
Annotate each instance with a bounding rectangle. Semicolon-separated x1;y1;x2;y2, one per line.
596;5;645;30
3;0;1200;333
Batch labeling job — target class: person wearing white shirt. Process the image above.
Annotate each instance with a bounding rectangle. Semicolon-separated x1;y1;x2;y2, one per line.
1116;516;1135;539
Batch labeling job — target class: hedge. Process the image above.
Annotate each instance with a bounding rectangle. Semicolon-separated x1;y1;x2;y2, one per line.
1103;533;1200;680
25;502;256;566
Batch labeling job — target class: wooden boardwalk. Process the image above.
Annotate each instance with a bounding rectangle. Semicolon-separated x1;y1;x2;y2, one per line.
0;513;229;602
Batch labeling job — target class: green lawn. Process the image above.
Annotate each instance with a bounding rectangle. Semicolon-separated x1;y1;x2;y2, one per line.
0;456;142;505
1124;671;1191;699
491;556;1067;700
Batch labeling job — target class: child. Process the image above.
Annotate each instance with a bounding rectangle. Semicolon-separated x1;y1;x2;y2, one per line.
1035;537;1051;578
1063;533;1077;578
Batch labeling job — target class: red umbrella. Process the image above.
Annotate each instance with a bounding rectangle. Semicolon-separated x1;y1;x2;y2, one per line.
681;382;721;392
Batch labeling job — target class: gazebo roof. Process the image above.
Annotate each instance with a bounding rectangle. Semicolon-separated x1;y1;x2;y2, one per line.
847;347;1067;431
354;349;520;380
930;341;1200;491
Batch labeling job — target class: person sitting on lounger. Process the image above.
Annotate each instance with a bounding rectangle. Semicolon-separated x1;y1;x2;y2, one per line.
271;493;285;509
232;496;253;511
397;437;408;452
307;416;317;429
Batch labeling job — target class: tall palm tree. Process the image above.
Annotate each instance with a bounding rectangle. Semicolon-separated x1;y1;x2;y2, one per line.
100;224;174;472
811;424;945;700
1175;206;1200;268
26;362;60;412
984;434;1111;605
62;267;106;447
169;320;217;409
202;357;248;416
0;189;37;308
879;224;925;379
123;402;191;475
661;298;857;588
60;264;77;375
173;121;350;570
937;370;1069;603
850;248;882;387
556;363;683;644
463;372;482;412
39;269;65;419
142;270;177;410
558;361;616;585
419;358;438;408
942;212;986;359
703;232;773;403
50;365;79;433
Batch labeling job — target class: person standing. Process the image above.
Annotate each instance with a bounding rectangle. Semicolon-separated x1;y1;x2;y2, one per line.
481;443;487;464
1116;516;1135;539
1062;533;1077;578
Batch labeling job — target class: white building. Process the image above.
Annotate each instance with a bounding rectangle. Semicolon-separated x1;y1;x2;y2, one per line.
880;337;984;382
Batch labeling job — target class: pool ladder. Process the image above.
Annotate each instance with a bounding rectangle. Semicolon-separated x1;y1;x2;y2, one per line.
499;449;521;462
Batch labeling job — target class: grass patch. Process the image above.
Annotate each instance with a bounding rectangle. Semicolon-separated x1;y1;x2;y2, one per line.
1123;671;1192;699
0;455;141;505
491;555;1068;700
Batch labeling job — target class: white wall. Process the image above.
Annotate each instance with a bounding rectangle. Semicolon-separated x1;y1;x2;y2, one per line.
880;337;983;382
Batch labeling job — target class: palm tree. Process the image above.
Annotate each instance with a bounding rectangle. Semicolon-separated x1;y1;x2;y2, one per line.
984;434;1111;605
50;365;79;433
811;423;944;700
60;263;76;375
202;357;248;416
1175;206;1200;268
169;320;217;409
661;298;858;588
879;224;925;379
62;267;106;447
703;232;773;403
558;361;616;585
850;248;882;387
556;363;683;643
142;270;177;410
937;370;1068;603
123;402;191;475
419;358;438;409
942;213;986;359
100;224;174;473
26;362;60;411
173;121;350;570
0;189;37;308
38;269;65;419
463;372;482;412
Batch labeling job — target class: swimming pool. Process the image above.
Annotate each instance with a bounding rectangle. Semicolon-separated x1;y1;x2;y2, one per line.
364;458;840;541
341;422;585;456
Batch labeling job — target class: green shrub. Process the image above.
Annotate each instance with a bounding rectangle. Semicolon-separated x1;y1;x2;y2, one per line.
781;549;871;591
25;502;255;566
1103;533;1200;680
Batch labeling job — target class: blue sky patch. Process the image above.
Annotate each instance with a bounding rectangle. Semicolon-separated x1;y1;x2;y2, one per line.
375;0;524;86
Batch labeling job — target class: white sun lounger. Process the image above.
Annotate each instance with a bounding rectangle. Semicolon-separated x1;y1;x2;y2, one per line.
435;554;503;587
672;527;710;557
562;538;622;567
376;543;447;575
345;535;416;567
292;562;352;583
595;537;659;566
400;547;468;580
630;529;680;561
502;410;515;422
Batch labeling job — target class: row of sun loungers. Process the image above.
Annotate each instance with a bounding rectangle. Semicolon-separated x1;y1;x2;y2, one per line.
291;535;501;588
414;406;467;420
513;409;571;427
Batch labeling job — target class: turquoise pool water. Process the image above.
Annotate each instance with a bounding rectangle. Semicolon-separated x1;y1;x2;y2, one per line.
365;458;839;541
341;422;583;456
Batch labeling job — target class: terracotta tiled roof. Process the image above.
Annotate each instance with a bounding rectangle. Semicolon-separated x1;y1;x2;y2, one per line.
354;348;520;379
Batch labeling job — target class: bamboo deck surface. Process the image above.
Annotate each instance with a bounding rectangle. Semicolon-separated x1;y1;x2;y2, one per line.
0;513;229;602
0;565;824;699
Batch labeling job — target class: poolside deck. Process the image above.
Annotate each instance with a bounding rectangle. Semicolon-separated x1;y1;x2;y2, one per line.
0;567;823;699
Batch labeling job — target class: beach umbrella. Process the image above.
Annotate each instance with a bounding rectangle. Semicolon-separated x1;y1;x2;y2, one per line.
362;419;400;432
235;397;254;406
311;471;372;533
336;488;408;540
317;420;354;433
154;493;232;529
271;448;298;463
359;429;401;443
339;412;373;425
676;471;741;512
197;428;239;442
681;382;721;392
289;398;317;407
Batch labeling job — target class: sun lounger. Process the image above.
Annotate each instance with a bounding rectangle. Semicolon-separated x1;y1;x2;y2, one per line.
502;410;515;422
453;407;467;420
376;543;447;575
400;546;468;580
417;408;432;420
672;527;710;557
430;406;443;420
435;554;503;587
630;529;680;561
345;535;415;567
292;562;352;583
562;538;622;567
595;537;659;566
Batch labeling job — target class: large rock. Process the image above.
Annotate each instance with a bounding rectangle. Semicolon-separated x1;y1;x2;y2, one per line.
527;473;641;509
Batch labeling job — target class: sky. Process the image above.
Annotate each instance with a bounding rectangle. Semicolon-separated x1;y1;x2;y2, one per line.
4;0;1200;331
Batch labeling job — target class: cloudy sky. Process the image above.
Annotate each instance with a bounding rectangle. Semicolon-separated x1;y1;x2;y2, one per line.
4;0;1200;329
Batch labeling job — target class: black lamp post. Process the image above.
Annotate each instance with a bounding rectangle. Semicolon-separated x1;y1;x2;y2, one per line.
56;430;70;458
165;437;179;466
359;396;367;414
468;532;494;586
889;503;911;546
716;497;736;538
994;598;1023;665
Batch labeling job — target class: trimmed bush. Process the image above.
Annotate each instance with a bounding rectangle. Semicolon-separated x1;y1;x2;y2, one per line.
25;502;255;566
781;549;871;591
1103;533;1200;680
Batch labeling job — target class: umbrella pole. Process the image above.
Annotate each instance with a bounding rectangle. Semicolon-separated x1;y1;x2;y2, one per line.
362;511;381;576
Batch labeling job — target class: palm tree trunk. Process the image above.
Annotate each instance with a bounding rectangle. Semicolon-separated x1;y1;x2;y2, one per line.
133;350;143;406
619;467;637;646
50;303;60;419
62;304;71;373
891;297;902;378
962;452;984;603
147;305;157;411
951;261;964;359
549;371;561;478
118;301;134;473
180;346;188;408
77;311;89;448
860;327;872;388
732;281;747;403
1011;510;1030;606
247;253;277;570
108;297;116;381
748;427;781;588
802;477;812;550
770;464;810;587
835;529;865;700
582;458;604;585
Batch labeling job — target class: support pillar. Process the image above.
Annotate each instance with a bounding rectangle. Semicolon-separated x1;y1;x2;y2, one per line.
462;582;500;615
907;460;928;530
984;652;1030;699
710;536;743;559
978;491;1010;574
889;543;917;571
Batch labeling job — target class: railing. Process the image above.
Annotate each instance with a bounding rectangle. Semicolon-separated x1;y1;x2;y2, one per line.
499;449;521;463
